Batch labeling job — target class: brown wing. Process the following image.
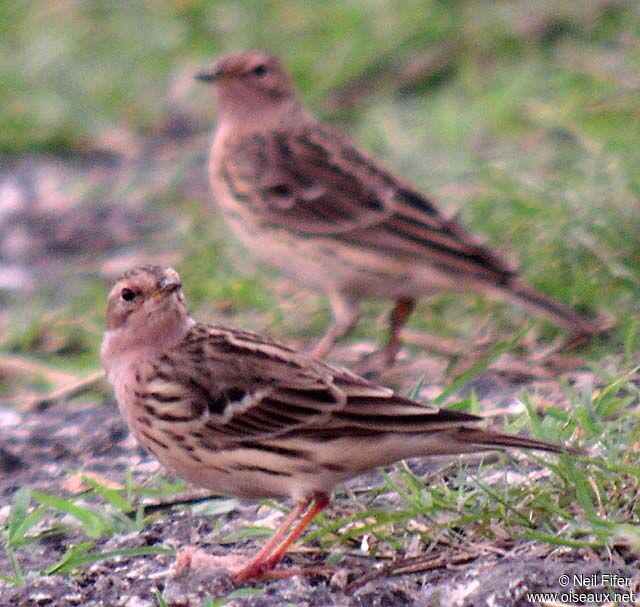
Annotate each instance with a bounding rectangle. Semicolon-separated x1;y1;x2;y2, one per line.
222;124;517;283
144;323;481;444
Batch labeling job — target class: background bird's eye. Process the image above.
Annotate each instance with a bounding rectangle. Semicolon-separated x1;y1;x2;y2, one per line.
251;64;267;77
121;288;136;302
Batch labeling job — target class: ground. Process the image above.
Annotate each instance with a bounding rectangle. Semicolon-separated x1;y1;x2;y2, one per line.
1;2;640;606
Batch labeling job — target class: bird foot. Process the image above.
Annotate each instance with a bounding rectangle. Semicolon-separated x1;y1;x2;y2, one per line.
173;546;333;586
173;546;245;576
232;562;335;585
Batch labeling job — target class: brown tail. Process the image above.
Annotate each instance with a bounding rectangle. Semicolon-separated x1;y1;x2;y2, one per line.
454;426;585;456
505;280;607;337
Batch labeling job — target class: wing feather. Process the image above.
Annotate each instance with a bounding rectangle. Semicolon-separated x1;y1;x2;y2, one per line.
147;324;482;444
222;124;516;282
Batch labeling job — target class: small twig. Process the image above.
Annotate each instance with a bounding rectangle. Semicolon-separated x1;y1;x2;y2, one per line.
258;565;336;581
403;327;593;381
400;330;467;357
23;370;106;411
138;491;224;515
344;549;477;592
0;354;78;385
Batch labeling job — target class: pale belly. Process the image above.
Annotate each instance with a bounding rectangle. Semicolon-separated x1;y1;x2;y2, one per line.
131;418;357;501
219;202;457;300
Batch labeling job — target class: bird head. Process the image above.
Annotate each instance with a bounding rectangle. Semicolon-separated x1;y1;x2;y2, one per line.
102;266;194;376
196;51;299;124
105;266;186;330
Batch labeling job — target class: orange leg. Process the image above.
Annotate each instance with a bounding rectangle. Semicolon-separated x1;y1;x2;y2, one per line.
384;297;416;365
260;494;330;572
232;494;330;585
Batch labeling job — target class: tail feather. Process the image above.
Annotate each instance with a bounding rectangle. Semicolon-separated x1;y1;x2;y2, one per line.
505;280;607;337
452;426;585;456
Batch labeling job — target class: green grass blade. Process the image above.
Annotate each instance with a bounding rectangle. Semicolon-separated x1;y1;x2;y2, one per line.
31;491;109;538
435;323;534;405
80;474;133;513
45;544;172;575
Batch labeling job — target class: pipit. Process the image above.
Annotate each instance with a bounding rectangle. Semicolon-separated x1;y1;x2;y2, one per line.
102;265;580;584
196;51;605;366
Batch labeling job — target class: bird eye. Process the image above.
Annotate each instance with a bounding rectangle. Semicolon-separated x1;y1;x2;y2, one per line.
251;64;267;77
121;288;136;302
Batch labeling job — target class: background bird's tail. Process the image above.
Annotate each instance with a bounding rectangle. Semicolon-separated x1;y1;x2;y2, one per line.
501;280;609;337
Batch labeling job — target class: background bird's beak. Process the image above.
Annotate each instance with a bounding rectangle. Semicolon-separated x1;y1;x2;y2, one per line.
195;68;220;83
196;61;243;83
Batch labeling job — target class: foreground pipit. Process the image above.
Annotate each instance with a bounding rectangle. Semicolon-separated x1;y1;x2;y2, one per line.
102;265;579;584
197;51;605;366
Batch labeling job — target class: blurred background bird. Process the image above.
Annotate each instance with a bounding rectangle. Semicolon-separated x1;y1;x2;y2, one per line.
197;50;606;370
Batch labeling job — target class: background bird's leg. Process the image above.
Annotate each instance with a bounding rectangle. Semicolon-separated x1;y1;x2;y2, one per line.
383;297;416;365
310;291;360;358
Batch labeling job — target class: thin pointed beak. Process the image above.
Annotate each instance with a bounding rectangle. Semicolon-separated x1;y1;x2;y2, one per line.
195;69;220;83
156;277;182;298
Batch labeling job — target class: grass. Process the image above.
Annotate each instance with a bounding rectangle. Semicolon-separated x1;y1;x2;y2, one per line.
2;482;173;586
1;0;639;602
